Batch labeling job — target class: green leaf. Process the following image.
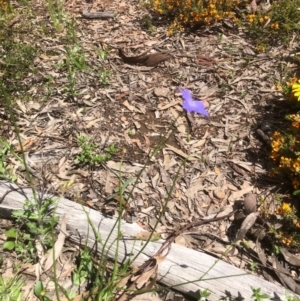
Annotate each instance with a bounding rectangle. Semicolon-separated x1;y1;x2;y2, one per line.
5;228;17;238
293;190;300;196
3;241;15;250
26;222;38;233
260;293;270;298
34;281;44;297
12;210;26;218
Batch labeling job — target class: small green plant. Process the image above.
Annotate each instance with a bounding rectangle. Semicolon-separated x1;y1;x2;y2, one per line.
3;198;59;262
0;273;23;301
128;129;135;136
56;44;87;96
34;281;51;301
97;67;112;85
248;261;258;271
46;0;69;32
94;46;112;85
0;139;20;181
72;247;97;286
141;15;157;34
65;45;87;71
0;41;37;94
198;288;211;301
95;46;110;61
76;135;118;165
284;292;300;301
250;287;269;301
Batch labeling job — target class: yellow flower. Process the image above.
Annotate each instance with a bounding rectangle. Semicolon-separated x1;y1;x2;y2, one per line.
292;80;300;101
282;203;291;212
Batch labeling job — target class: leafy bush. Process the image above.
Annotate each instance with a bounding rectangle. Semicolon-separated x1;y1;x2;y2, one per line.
269;78;300;193
147;0;300;48
148;0;241;34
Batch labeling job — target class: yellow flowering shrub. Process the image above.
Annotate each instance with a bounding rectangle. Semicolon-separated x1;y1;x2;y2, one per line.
270;78;300;192
147;0;300;48
0;0;9;11
292;80;300;101
270;130;300;190
273;201;300;248
148;0;244;34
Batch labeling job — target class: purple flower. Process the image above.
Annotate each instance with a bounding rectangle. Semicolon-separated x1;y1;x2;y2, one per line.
179;88;209;117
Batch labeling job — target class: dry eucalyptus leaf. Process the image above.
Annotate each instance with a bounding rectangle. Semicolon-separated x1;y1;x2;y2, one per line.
228;186;253;202
256;240;267;266
106;161;142;173
235;212;259;241
280;248;300;267
272;255;300;293
153;87;169;98
213;188;226;199
249;0;258;12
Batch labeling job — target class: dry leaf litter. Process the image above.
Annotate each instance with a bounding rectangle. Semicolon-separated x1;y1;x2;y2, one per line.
1;0;300;299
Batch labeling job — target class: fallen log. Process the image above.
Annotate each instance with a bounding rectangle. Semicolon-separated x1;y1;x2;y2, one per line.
81;10;114;19
0;181;295;300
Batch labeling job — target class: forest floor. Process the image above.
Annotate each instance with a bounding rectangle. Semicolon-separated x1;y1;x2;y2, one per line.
1;0;299;300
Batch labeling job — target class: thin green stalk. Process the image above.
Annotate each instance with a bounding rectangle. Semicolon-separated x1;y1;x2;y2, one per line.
0;80;37;201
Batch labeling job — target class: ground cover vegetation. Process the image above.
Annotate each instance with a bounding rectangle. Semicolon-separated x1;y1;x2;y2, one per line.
2;0;300;300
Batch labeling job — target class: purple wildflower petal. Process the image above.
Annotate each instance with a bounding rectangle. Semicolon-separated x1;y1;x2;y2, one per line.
178;88;193;103
179;88;209;117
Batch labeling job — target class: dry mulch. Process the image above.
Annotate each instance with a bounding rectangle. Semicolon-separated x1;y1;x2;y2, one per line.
1;0;300;299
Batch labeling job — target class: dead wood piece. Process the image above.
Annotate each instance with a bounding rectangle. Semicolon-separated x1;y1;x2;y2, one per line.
0;181;294;301
81;10;114;19
118;49;170;67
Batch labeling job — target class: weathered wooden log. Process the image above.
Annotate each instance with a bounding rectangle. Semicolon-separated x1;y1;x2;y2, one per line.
0;181;295;300
81;10;114;19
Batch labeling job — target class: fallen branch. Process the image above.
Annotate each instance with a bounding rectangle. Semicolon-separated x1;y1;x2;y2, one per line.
81;10;114;19
0;181;294;300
